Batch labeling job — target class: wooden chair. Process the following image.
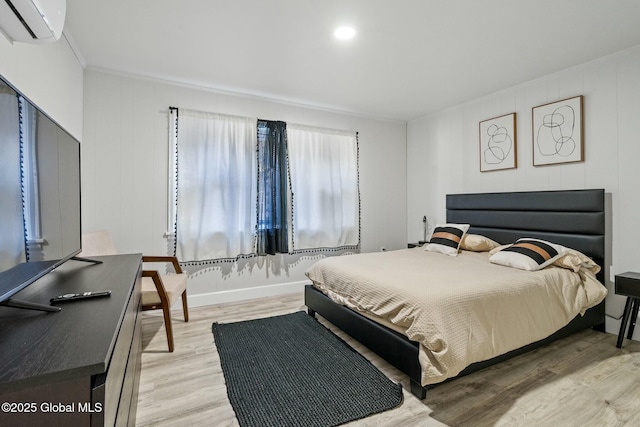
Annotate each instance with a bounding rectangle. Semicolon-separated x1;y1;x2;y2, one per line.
80;230;188;352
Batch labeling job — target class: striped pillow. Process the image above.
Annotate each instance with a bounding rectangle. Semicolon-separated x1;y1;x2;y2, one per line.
425;224;470;256
489;238;568;271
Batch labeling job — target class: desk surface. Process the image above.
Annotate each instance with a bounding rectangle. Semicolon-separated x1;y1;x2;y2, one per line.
0;254;142;393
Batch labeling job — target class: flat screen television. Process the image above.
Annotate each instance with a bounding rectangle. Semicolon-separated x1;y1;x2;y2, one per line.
0;73;82;312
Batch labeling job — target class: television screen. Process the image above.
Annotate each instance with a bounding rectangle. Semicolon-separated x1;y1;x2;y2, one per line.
0;74;81;309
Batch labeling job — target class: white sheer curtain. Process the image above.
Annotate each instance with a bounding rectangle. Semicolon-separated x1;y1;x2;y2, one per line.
173;109;257;262
287;124;360;251
19;98;41;247
0;90;24;272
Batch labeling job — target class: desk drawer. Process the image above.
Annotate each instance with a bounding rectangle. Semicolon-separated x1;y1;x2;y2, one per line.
615;272;640;298
92;265;141;427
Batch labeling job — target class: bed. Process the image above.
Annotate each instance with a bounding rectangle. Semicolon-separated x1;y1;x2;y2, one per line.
304;189;607;399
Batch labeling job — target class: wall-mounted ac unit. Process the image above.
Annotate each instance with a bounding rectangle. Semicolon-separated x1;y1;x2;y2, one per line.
0;0;66;44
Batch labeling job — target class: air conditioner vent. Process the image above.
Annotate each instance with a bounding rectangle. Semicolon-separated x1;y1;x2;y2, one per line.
0;0;66;44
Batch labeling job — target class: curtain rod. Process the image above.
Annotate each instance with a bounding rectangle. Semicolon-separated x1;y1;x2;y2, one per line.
172;107;358;137
287;122;358;137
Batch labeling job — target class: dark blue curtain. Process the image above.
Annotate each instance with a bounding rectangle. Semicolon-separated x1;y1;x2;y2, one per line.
256;120;289;255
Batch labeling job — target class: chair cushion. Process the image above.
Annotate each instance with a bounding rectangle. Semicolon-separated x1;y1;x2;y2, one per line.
141;273;187;306
80;230;117;256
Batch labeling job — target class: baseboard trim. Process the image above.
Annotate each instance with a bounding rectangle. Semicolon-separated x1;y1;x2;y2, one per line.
185;280;311;308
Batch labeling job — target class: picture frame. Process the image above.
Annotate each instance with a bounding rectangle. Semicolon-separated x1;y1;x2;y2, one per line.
532;95;583;166
479;113;517;172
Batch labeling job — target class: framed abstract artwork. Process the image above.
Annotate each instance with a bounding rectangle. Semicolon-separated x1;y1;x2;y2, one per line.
532;95;583;166
479;113;517;172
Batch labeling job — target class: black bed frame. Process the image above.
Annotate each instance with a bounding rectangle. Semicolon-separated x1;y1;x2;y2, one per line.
305;189;606;399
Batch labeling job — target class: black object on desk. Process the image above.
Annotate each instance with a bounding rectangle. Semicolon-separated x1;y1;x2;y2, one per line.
615;272;640;348
50;290;111;304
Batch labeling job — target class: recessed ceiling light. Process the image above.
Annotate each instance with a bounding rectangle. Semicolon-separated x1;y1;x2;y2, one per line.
334;26;356;40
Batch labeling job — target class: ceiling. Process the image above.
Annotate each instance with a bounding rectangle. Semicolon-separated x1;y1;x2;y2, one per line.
64;0;640;121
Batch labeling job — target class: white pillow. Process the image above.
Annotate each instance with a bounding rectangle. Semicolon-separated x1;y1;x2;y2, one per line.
425;223;470;256
460;234;501;252
489;238;568;271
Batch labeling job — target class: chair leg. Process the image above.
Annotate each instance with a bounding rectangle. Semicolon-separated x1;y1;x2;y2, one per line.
181;291;189;322
162;305;175;352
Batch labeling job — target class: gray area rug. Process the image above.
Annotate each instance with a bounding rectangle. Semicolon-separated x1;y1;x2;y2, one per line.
212;311;403;427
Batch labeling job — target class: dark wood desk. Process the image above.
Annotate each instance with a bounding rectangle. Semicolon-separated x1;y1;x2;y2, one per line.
0;254;142;427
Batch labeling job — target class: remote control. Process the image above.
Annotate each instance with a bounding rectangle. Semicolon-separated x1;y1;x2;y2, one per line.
50;290;111;304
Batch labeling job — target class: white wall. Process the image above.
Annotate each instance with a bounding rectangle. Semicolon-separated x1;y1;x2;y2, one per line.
82;70;407;305
0;35;84;139
407;45;640;337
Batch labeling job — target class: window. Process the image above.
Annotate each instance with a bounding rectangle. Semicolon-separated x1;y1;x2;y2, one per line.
287;125;360;252
169;108;360;263
171;109;257;263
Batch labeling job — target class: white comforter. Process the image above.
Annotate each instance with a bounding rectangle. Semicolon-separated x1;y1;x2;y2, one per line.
306;248;607;386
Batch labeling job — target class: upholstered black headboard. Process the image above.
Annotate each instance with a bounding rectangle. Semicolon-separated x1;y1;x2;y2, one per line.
446;189;605;281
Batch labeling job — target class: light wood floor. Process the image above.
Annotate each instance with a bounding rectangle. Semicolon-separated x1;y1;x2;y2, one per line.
135;293;640;426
